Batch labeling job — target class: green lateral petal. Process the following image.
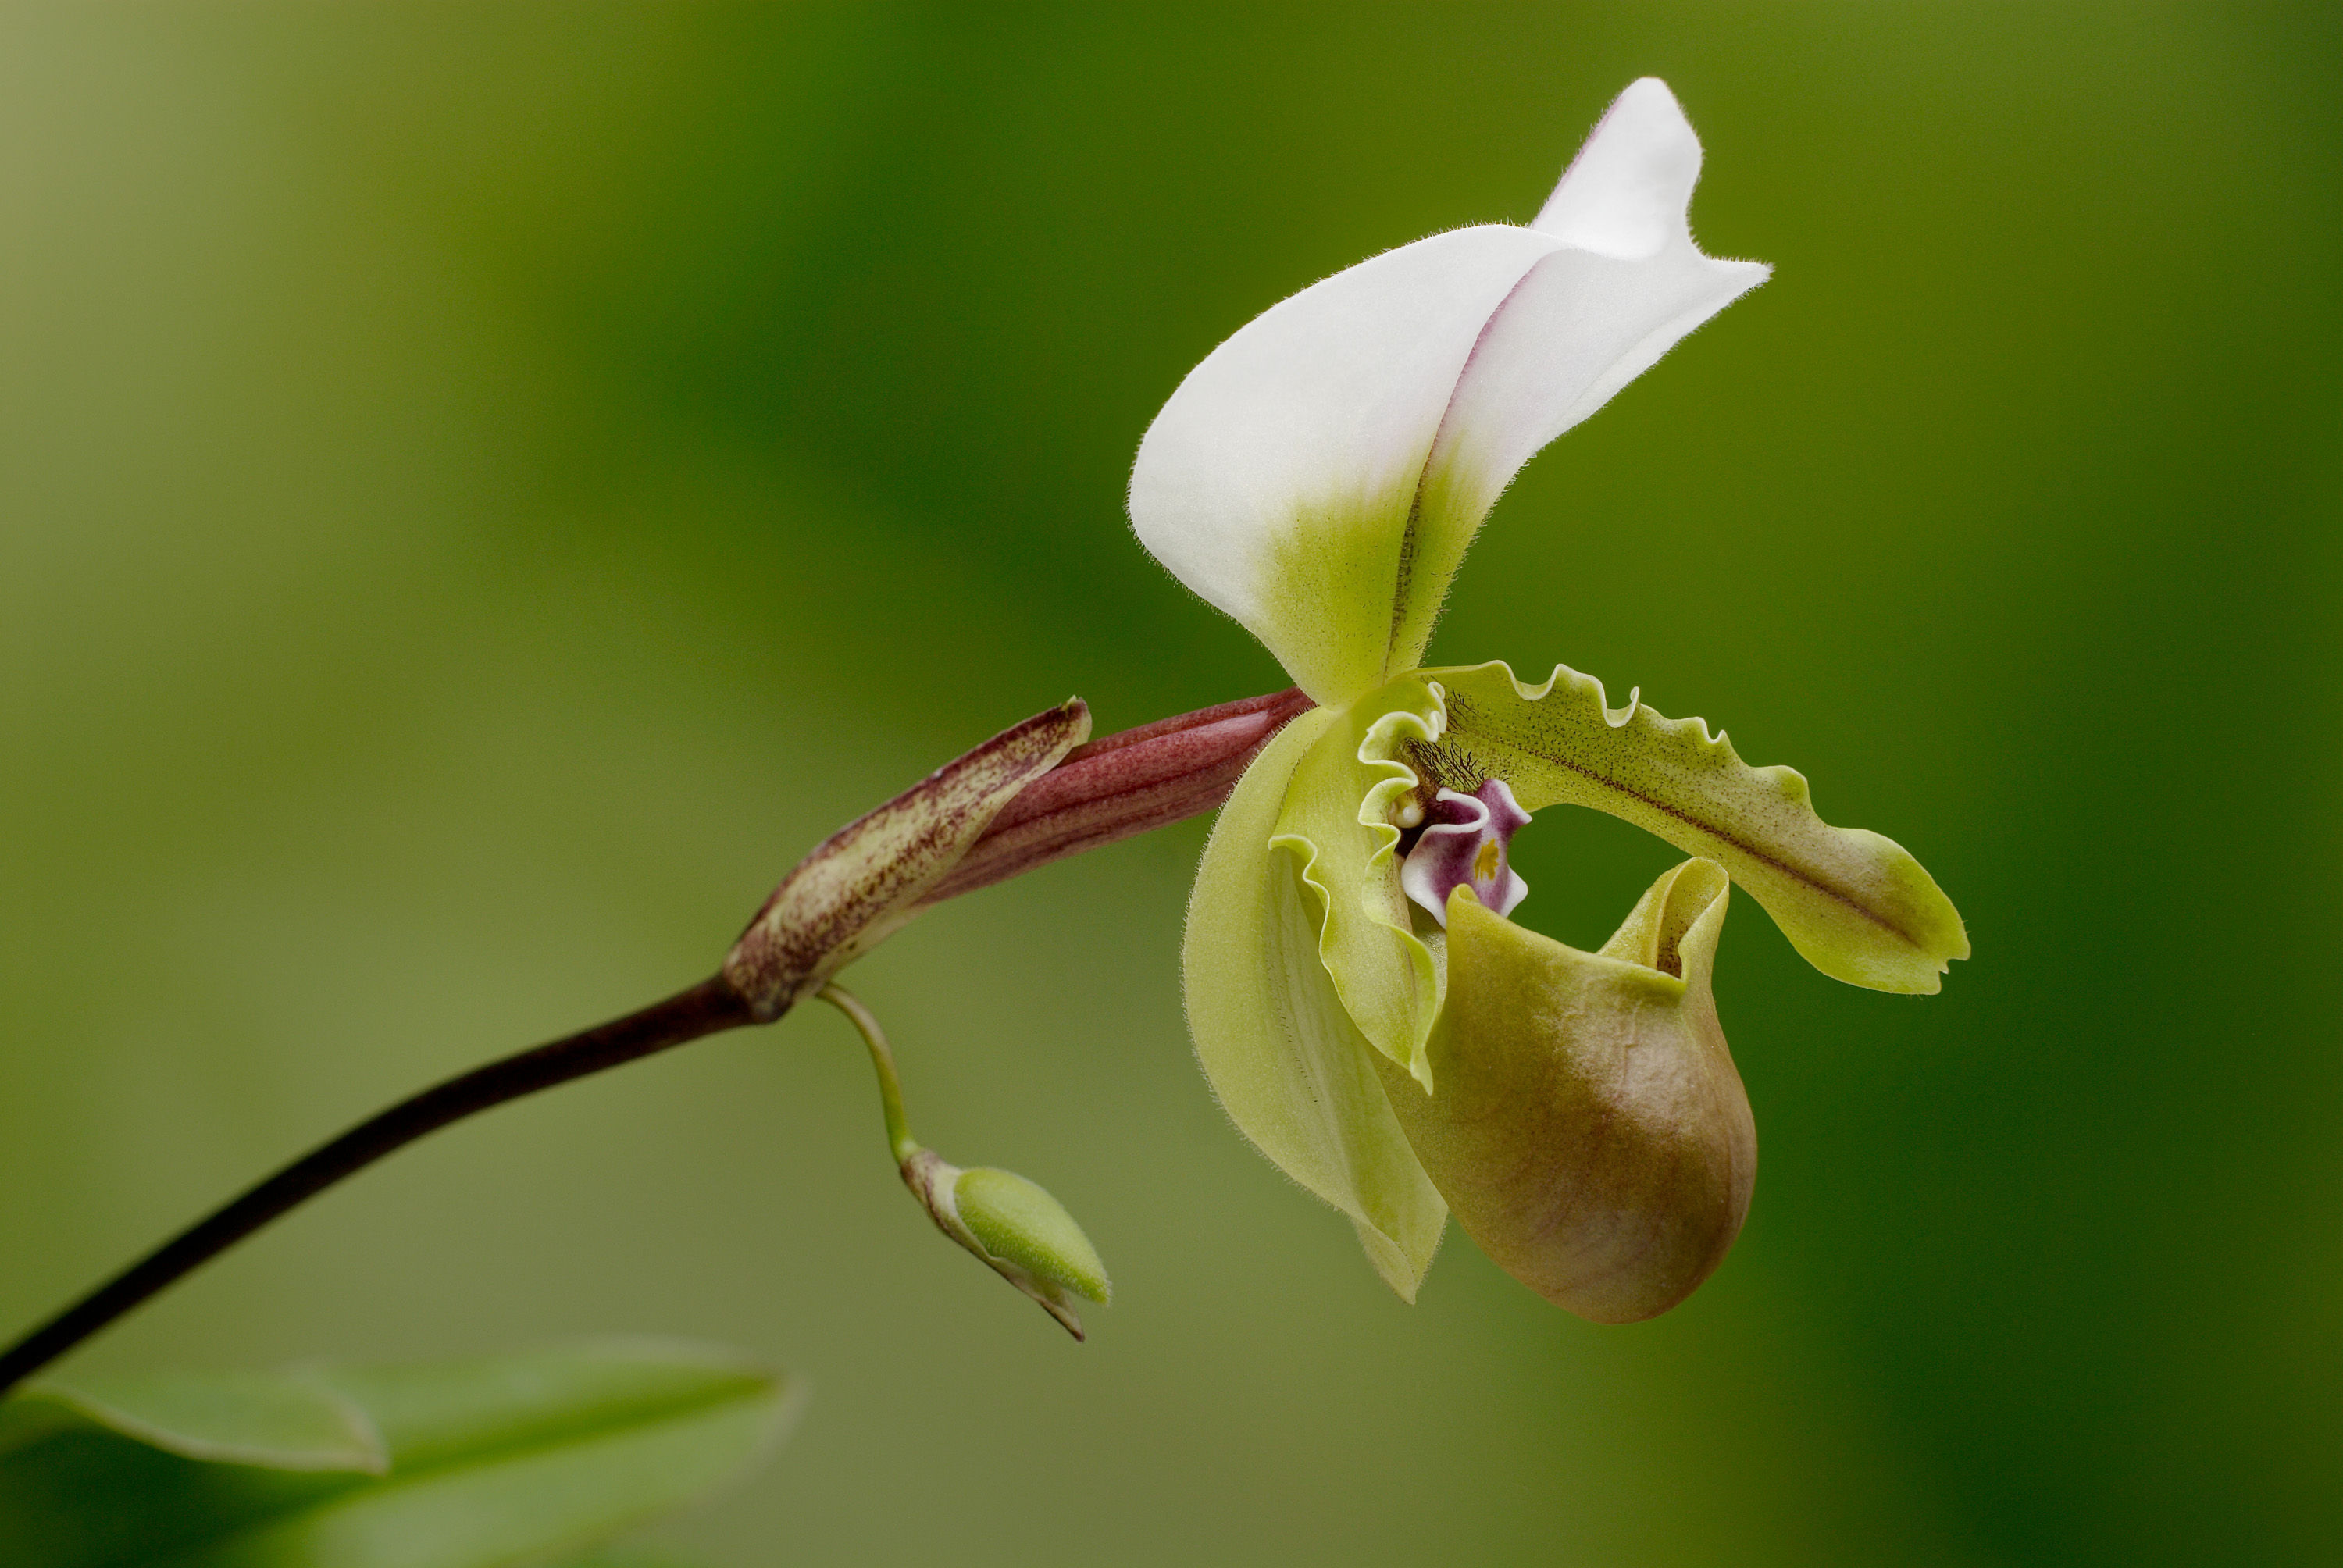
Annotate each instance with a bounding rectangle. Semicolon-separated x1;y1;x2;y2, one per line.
1185;705;1447;1299
1269;677;1448;1085
1426;661;1970;992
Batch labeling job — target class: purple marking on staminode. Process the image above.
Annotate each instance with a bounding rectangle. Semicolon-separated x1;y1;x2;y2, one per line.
1400;777;1531;927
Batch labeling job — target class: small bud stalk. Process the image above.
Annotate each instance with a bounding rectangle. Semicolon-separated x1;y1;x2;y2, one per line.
817;986;1111;1340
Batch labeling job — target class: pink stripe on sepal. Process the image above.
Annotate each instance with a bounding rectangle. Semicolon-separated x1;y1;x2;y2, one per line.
923;686;1315;905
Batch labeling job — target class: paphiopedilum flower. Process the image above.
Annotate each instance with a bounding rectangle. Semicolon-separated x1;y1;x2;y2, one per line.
1132;80;1968;1317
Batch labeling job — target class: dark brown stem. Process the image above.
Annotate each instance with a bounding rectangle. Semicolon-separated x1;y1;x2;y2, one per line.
0;977;755;1398
0;685;1316;1399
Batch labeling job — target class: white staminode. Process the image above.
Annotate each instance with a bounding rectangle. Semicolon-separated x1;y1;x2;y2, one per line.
1128;78;1768;707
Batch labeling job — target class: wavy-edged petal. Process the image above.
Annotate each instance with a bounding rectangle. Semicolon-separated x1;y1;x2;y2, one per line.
1424;661;1970;992
1183;706;1447;1298
1269;677;1449;1085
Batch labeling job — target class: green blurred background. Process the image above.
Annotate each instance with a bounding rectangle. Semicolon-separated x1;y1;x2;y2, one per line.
2;4;2337;1563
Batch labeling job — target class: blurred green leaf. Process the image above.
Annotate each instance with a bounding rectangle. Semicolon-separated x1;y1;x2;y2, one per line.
0;1370;384;1473
0;1338;801;1568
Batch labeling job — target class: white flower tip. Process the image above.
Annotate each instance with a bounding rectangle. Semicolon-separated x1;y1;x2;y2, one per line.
1533;77;1705;260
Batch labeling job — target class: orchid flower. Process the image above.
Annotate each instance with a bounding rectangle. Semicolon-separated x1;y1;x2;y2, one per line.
1130;79;1969;1319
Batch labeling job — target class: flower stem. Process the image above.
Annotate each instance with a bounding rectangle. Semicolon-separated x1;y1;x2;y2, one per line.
818;985;921;1166
0;684;1313;1399
0;975;754;1399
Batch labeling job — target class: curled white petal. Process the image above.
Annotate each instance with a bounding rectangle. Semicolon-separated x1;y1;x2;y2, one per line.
1422;82;1771;558
1129;78;1767;704
1534;75;1709;258
1131;226;1559;705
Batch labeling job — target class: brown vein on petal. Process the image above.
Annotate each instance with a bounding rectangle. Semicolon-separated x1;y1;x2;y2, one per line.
1385;489;1423;680
1385;261;1542;679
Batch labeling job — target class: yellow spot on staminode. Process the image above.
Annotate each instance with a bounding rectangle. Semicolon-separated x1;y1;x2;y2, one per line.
1475;839;1500;882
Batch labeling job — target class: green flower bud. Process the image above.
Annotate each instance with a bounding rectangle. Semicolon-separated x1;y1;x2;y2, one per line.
1378;858;1755;1323
900;1151;1111;1340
